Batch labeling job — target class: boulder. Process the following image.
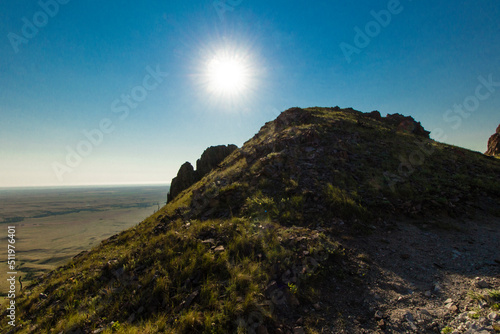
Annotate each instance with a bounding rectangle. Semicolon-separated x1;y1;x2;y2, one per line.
485;124;500;156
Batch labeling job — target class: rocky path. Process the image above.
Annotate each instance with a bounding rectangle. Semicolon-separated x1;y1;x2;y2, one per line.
346;216;500;333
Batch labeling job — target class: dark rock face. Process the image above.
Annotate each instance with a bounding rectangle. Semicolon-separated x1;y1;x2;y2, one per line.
365;110;382;120
196;145;238;177
167;145;238;203
275;107;312;130
167;162;196;203
385;113;430;138
485;124;500;156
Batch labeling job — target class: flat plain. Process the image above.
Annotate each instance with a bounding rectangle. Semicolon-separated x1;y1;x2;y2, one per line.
0;185;168;298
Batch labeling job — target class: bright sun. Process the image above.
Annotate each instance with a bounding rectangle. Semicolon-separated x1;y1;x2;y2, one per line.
205;52;251;98
208;57;246;93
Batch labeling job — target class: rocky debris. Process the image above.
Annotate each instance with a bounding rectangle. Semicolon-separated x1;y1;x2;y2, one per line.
167;145;237;202
474;278;490;289
485;124;500;156
443;309;500;333
385;113;431;138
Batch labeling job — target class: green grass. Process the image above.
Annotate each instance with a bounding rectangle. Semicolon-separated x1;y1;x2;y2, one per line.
3;213;345;333
441;326;453;334
323;184;370;221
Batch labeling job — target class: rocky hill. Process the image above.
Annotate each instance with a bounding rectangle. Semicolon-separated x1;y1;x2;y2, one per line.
3;107;500;334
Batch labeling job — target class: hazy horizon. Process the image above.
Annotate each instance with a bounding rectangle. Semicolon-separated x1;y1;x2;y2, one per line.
0;182;170;190
2;1;499;188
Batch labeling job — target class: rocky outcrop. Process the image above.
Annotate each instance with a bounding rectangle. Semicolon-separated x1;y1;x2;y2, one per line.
365;110;382;120
196;145;238;177
485;124;500;156
167;145;237;203
167;162;197;203
385;113;430;138
275;107;312;130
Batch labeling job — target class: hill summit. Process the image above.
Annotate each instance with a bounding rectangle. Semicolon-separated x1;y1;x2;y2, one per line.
4;107;500;334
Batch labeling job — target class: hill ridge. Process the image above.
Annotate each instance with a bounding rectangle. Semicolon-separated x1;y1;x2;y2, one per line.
3;106;500;334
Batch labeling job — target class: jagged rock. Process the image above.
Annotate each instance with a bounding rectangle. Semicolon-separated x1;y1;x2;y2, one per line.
196;145;238;177
485;124;500;156
385;113;430;138
365;110;382;120
167;145;237;202
167;162;196;203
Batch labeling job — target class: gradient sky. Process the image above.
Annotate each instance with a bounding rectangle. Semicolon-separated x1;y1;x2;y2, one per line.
1;0;499;187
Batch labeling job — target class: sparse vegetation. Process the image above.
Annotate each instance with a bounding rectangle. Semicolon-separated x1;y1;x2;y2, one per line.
441;326;453;334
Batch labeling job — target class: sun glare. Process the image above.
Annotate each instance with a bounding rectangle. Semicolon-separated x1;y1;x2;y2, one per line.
206;54;250;97
195;41;261;108
207;57;247;94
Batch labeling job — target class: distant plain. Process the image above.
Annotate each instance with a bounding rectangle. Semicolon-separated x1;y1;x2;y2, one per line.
0;185;168;297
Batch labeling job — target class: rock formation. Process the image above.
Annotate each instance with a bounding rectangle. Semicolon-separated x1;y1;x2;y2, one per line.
365;110;382;120
196;144;238;177
385;113;430;138
485;124;500;156
273;107;313;131
167;162;197;203
167;144;237;202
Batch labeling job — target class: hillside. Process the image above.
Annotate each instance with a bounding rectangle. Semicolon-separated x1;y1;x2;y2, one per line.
3;107;500;334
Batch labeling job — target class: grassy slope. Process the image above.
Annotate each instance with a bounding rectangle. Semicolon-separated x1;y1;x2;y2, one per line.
3;107;500;333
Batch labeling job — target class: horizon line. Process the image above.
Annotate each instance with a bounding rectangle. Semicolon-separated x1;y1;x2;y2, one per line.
0;182;171;190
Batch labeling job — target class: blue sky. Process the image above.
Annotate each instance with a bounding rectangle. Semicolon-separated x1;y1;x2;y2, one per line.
1;0;499;187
